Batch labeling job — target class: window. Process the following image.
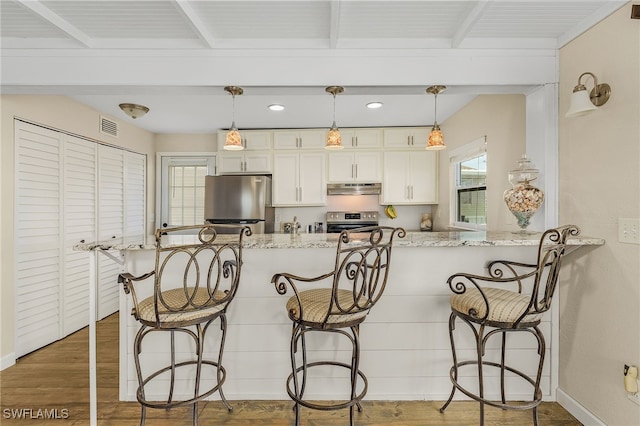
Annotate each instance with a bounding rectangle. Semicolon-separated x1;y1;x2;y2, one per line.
157;154;215;229
450;137;487;230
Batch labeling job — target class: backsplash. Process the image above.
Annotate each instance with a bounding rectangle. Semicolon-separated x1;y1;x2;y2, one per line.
275;195;434;232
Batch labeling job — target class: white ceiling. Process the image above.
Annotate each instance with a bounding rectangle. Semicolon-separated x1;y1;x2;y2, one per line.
0;0;628;134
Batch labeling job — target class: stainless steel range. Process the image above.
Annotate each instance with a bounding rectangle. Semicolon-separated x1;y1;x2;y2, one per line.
326;211;379;233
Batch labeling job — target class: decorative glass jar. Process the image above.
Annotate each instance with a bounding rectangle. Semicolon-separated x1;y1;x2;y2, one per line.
503;155;544;232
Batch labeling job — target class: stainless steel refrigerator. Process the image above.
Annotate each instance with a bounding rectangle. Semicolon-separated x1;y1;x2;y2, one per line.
204;175;275;234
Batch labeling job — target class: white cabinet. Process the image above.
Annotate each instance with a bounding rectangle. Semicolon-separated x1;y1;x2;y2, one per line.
273;129;327;150
218;152;272;174
273;152;326;206
383;127;430;148
339;128;382;148
328;151;381;183
217;130;271;151
382;151;438;204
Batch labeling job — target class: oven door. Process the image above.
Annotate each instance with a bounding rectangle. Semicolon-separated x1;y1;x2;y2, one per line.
326;222;378;233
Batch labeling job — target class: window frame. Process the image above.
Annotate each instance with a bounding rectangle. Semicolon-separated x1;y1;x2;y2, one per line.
449;136;487;231
156;153;216;230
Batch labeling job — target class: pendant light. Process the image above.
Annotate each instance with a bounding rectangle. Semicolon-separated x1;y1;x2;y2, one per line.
426;85;446;150
223;86;244;150
325;86;344;150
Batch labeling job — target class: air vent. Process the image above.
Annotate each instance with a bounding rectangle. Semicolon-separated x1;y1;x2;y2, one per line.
100;116;119;137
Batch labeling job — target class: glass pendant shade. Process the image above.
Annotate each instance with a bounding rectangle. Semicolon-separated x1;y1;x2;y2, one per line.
427;124;445;150
326;122;343;150
225;122;243;151
566;87;597;117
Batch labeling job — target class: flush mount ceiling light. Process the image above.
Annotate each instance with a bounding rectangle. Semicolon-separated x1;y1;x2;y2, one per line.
426;85;446;150
119;103;149;119
268;104;285;111
565;72;611;117
223;86;244;150
366;101;383;109
325;86;344;150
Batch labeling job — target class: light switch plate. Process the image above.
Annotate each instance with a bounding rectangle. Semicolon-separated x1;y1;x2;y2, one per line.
619;218;640;244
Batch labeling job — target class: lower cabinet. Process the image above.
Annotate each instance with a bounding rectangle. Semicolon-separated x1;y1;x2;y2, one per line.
382;150;438;204
273;152;326;206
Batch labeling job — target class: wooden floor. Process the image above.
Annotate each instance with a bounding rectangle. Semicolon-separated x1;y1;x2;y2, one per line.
0;313;582;425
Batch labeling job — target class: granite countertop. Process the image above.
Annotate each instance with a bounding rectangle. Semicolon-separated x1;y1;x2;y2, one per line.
73;230;605;251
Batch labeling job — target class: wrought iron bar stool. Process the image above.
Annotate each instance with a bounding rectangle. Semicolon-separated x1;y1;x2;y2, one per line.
119;224;251;425
271;226;405;425
439;225;580;426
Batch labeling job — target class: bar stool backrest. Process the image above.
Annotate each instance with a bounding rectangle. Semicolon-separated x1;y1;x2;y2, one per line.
151;224;251;326
325;226;406;324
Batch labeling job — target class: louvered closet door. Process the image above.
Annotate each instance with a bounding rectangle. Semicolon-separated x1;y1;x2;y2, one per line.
97;145;124;320
124;151;146;243
14;121;63;357
62;135;97;335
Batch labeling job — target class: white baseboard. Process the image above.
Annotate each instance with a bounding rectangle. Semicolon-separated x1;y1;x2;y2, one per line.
1;352;16;371
557;388;606;426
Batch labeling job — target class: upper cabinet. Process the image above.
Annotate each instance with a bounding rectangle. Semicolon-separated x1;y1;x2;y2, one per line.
383;127;430;149
273;129;327;150
382;150;438;204
273;152;326;206
327;152;381;183
218;151;272;174
217;130;272;151
339;128;382;149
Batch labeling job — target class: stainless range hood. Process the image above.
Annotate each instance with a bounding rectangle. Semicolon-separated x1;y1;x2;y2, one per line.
327;182;382;195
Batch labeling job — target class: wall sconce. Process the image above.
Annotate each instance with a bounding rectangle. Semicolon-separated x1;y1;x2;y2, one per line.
325;86;344;150
119;103;149;119
224;86;244;150
565;72;611;117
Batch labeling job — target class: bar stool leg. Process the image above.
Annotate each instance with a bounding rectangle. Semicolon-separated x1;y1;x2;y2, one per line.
500;331;507;405
477;324;486;426
440;313;458;413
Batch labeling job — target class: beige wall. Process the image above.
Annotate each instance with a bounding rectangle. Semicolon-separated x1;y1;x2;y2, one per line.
433;94;526;231
558;3;640;425
155;133;217;153
0;95;156;363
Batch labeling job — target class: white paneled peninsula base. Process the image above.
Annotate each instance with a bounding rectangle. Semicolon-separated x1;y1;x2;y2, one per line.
77;231;603;405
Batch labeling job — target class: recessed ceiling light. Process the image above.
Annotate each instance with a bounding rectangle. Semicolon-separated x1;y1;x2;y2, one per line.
366;102;383;109
268;104;285;111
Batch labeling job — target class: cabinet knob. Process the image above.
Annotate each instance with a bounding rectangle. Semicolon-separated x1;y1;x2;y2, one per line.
80;239;85;243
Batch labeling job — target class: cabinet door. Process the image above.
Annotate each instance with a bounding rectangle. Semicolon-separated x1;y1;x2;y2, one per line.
63;135;97;336
241;130;272;150
14;121;63;357
382;151;411;204
383;127;429;148
327;152;357;182
98;145;124;320
124;151;146;243
409;151;438;203
298;153;326;205
244;152;272;173
272;153;300;205
297;129;326;149
354;152;381;182
351;128;382;148
273;131;300;149
218;154;244;174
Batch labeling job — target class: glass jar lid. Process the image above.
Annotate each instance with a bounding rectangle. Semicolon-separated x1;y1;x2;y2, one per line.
508;154;539;185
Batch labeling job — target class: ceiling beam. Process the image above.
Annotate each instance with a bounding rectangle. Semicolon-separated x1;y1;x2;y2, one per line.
172;0;216;48
329;0;342;49
16;0;92;47
451;0;492;48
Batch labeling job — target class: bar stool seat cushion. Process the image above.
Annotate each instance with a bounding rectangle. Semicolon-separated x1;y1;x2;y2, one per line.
286;288;369;325
450;287;542;324
137;288;227;324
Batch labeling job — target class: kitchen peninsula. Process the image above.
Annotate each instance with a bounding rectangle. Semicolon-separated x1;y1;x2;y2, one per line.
76;230;603;405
